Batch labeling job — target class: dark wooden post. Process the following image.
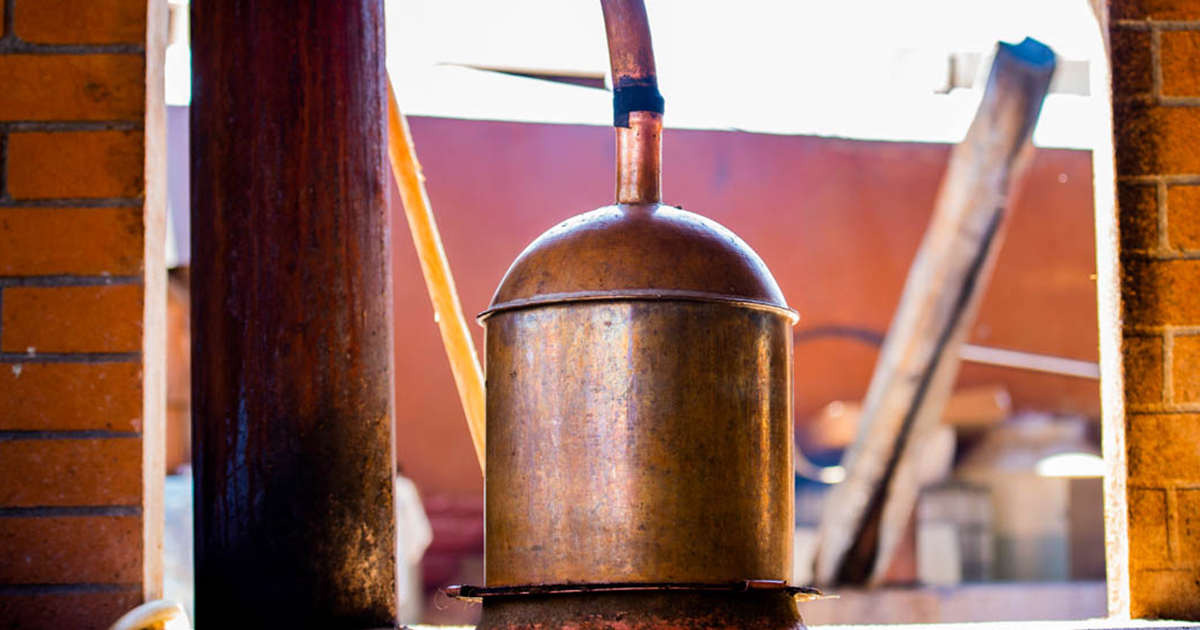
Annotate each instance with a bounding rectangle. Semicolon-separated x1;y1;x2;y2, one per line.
190;2;398;627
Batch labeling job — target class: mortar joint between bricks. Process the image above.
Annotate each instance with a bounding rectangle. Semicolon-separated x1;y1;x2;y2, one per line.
1112;20;1153;31
0;275;142;288
1167;484;1180;566
1113;20;1200;31
1152;25;1164;100
1164;328;1176;405
1127;402;1200;414
0;506;143;517
0;352;140;364
1123;250;1200;261
0;197;144;209
2;121;145;133
1125;326;1173;336
1123;174;1200;185
0;430;143;441
0;584;142;596
1114;93;1159;105
1158;178;1171;253
1159;96;1200;107
0;36;144;55
1137;20;1200;31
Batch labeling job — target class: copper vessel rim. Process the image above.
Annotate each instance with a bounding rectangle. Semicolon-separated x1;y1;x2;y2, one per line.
446;581;823;602
478;290;801;323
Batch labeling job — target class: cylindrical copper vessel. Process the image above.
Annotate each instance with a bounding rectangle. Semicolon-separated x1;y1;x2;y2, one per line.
474;2;804;627
481;206;798;586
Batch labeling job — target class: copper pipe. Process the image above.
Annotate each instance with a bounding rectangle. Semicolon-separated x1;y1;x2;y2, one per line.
616;111;662;204
601;0;664;204
600;0;658;91
387;80;487;474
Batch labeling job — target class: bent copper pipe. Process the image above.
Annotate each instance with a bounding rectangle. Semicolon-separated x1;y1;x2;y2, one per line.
601;0;664;204
379;2;667;477
600;0;658;90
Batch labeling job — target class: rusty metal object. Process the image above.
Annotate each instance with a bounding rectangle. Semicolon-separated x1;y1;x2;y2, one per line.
190;1;398;626
480;0;800;598
475;590;806;630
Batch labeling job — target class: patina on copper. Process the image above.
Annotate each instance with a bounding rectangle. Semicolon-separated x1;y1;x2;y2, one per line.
476;0;806;627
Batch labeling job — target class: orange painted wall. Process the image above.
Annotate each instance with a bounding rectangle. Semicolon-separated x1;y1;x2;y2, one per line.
392;116;1099;503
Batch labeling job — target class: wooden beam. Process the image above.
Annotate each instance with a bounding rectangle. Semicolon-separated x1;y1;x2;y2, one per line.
190;2;398;626
814;39;1057;587
142;0;169;604
387;81;486;473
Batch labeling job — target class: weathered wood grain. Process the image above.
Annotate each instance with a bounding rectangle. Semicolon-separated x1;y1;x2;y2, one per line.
190;1;399;626
815;38;1057;587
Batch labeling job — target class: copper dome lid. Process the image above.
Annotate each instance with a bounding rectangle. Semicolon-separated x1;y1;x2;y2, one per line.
481;0;795;324
480;203;797;321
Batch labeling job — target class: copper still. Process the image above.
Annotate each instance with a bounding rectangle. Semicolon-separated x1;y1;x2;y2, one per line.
467;1;809;627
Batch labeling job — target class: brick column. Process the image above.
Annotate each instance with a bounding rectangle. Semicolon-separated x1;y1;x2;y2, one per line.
0;1;166;629
1109;0;1200;620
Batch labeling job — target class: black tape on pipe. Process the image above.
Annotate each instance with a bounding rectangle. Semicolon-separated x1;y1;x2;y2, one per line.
613;83;664;127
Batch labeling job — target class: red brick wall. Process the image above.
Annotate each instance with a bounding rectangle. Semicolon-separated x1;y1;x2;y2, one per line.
0;1;166;628
1110;0;1200;620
